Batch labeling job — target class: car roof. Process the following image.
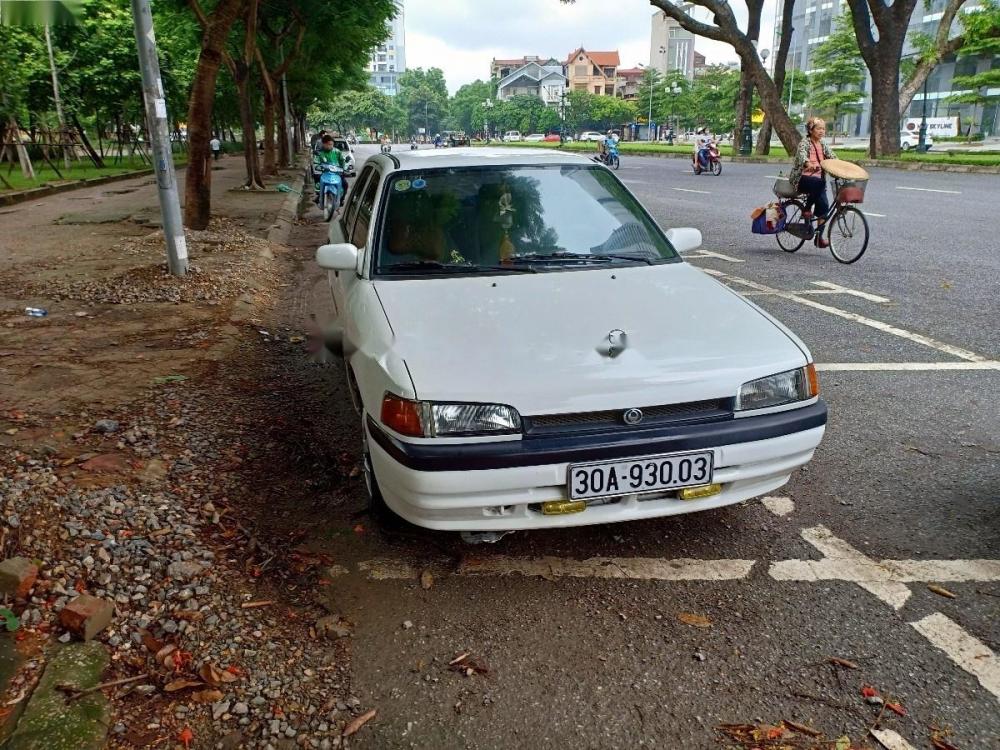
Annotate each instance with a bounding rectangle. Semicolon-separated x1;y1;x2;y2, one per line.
367;147;595;172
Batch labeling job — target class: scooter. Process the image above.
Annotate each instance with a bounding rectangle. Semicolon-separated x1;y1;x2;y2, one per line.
602;140;620;170
380;140;392;153
410;139;418;150
693;141;722;176
316;164;344;222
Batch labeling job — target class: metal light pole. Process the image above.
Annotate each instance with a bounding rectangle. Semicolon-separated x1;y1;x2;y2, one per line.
787;28;797;113
483;98;494;142
668;82;681;139
130;0;186;276
917;76;929;152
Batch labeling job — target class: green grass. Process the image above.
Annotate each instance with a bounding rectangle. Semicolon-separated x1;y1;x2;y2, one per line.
0;154;186;193
477;139;1000;167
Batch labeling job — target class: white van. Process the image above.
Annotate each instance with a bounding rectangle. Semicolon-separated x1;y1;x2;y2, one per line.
503;131;522;142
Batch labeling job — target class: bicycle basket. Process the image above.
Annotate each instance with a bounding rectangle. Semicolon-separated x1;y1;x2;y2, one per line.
772;178;798;199
835;177;867;204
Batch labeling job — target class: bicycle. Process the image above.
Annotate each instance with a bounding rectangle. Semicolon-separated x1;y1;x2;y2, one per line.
772;165;870;264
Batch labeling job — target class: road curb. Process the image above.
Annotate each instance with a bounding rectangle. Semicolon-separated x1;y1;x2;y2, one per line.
728;154;1000;174
0;167;165;207
266;159;310;247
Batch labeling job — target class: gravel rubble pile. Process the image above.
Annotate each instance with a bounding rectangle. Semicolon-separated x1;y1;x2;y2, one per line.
1;367;364;749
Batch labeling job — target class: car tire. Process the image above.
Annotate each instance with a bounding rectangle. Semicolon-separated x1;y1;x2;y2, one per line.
361;419;407;529
902;142;911;151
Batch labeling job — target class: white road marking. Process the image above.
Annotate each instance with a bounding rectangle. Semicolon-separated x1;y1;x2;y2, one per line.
816;361;1000;371
770;526;913;609
769;526;1000;610
352;557;755;582
897;185;961;194
700;268;726;277
761;496;795;516
870;729;919;750
742;289;845;296
685;249;745;263
765;175;785;180
720;273;988;362
865;212;887;217
911;613;1000;701
672;187;711;194
810;280;890;303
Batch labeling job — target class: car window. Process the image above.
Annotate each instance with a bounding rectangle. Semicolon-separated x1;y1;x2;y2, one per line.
343;166;373;232
374;165;678;275
351;173;381;249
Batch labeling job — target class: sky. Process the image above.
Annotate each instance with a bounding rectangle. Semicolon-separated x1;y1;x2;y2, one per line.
402;0;783;94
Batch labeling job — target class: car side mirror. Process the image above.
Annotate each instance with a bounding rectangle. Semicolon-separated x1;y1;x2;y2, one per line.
666;228;702;254
316;243;359;271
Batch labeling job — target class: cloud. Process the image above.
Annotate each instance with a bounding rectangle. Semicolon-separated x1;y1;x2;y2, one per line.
401;0;779;93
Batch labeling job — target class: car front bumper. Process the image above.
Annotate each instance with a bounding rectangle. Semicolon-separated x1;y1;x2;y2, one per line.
366;401;827;531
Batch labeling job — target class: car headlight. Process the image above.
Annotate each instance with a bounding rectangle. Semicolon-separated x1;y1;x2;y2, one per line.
736;364;818;411
381;393;521;437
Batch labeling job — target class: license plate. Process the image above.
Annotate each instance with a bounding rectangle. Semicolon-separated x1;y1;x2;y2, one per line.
567;451;714;500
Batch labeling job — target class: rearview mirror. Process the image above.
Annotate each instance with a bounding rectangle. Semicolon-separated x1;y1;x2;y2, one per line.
666;227;702;254
316;243;359;271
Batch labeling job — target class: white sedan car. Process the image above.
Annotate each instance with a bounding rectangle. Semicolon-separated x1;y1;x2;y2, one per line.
579;131;605;142
524;133;546;142
316;148;826;532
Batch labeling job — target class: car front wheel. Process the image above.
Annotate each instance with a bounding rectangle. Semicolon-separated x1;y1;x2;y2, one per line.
361;419;405;528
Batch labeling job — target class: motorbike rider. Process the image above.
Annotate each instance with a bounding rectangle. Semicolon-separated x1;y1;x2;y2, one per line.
693;127;712;169
313;134;348;206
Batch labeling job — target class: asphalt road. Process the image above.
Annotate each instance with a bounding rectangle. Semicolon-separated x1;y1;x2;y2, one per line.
307;148;999;749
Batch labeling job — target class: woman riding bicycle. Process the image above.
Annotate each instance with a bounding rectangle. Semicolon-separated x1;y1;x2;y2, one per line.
789;117;836;249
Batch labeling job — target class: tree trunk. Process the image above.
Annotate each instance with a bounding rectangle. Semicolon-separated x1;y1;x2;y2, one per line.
71;113;105;168
756;0;795;155
9;118;35;179
183;0;244;230
869;53;904;157
276;96;289;167
261;91;276;175
234;73;264;188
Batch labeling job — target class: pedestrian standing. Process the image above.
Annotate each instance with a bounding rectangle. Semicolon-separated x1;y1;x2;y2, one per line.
210;135;221;161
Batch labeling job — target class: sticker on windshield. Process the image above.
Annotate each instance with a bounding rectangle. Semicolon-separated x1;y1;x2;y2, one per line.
394;179;411;192
411;178;427;190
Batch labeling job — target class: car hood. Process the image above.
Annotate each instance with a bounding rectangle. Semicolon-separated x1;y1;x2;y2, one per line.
374;263;808;415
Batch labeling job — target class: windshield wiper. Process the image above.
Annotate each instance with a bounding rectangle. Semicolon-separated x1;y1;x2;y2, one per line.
508;251;654;265
380;260;537;274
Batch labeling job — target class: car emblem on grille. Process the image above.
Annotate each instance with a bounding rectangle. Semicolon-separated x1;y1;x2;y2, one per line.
623;408;644;425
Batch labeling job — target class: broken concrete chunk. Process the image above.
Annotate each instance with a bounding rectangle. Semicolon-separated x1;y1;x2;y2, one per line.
0;557;39;598
60;594;114;641
166;560;205;582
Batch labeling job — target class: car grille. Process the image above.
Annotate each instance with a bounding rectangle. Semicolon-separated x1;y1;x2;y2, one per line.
522;398;733;437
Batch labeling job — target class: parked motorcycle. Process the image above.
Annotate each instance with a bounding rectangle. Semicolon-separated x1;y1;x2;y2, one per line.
316;164;344;222
693;141;722;176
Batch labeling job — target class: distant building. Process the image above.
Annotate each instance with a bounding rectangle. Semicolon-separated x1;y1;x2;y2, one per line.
491;56;547;81
616;67;644;100
780;0;997;137
650;4;696;80
497;59;567;105
368;5;405;95
693;50;707;77
565;48;621;95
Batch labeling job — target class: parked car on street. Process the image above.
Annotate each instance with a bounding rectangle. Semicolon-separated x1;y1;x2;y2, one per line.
900;129;934;150
448;131;470;147
315;148;827;532
503;131;523;142
524;133;546;142
579;131;605;142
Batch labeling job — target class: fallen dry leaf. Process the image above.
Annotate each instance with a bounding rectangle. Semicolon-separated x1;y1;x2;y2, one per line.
199;662;238;686
420;569;434;590
677;612;712;628
448;653;470;666
861;685;879;698
343;708;377;736
164;679;203;693
885;701;907;717
155;643;177;667
827;656;860;670
140;629;164;654
928;584;957;599
191;688;224;704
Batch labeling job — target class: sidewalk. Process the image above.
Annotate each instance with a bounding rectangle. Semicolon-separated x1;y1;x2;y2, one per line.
0;159;378;749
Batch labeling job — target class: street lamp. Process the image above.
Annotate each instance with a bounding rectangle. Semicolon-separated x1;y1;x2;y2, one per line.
667;82;682;139
639;50;664;142
482;98;494;143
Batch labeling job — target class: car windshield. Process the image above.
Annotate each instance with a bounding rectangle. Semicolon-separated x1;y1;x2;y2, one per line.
375;165;678;276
